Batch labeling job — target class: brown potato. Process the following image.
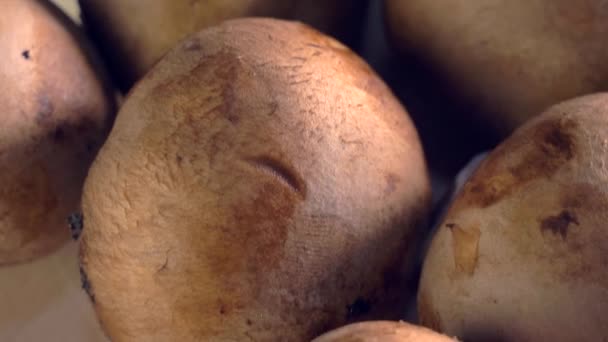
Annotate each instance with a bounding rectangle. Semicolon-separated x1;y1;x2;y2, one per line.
79;0;368;90
312;321;457;342
418;93;608;341
0;0;114;265
385;0;608;135
79;18;431;341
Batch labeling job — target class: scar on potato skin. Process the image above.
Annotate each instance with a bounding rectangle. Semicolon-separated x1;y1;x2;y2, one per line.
246;156;307;199
540;210;579;239
447;223;481;276
458;118;577;209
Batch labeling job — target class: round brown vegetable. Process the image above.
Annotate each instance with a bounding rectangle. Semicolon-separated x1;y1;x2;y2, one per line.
418;93;608;341
79;18;430;341
0;0;114;265
312;321;457;342
385;0;608;135
79;0;368;90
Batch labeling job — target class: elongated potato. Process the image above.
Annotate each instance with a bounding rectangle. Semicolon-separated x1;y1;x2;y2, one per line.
79;18;430;341
0;0;114;265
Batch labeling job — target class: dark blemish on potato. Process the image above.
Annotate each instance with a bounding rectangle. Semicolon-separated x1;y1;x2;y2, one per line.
447;222;481;276
247;156;307;199
21;50;30;60
176;155;183;165
219;302;229;315
456;118;577;210
246;319;253;326
540;210;579;239
538;119;575;159
79;265;95;303
36;95;54;124
384;173;400;196
68;212;83;240
346;297;371;320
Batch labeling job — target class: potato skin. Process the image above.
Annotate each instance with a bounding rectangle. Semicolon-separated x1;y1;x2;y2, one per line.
385;0;608;135
79;18;430;342
79;0;368;90
0;0;114;265
312;321;457;342
418;94;608;341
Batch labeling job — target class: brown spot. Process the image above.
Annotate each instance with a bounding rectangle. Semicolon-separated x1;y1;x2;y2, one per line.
21;50;30;60
448;223;481;276
418;289;442;331
246;156;307;199
219;302;228;315
246;319;253;326
384;173;400;196
540;210;579;239
455;118;577;209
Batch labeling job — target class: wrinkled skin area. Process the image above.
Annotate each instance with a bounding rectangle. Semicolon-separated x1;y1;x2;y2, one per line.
80;18;430;342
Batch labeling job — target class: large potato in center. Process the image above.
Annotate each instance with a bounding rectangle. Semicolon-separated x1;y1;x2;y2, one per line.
79;19;430;341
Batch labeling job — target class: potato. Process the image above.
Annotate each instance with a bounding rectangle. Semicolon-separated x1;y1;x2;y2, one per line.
312;321;457;341
79;18;430;341
79;0;368;90
0;0;114;265
385;0;608;135
418;93;608;341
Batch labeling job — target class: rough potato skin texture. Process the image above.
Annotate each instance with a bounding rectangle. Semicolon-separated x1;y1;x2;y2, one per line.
312;321;457;342
385;0;608;135
79;0;367;90
0;0;114;265
80;18;430;342
418;93;608;341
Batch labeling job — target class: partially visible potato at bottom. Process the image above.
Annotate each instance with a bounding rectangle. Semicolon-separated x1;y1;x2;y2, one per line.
0;0;114;265
419;94;608;341
312;321;457;342
79;18;430;341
